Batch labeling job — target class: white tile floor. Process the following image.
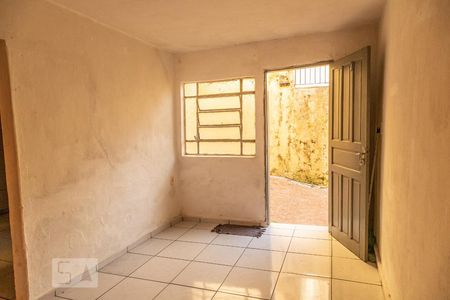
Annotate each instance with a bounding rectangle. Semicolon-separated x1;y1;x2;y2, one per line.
52;222;384;300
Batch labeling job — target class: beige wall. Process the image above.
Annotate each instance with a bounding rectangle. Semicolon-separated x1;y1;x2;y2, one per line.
0;1;179;298
175;25;378;223
376;0;450;299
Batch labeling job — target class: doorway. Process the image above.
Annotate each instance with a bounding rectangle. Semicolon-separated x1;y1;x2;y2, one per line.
264;47;371;261
265;64;329;226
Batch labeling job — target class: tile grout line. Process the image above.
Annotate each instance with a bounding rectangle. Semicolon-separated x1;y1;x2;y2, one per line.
153;236;252;249
120;266;382;288
154;226;377;297
56;266;126;300
94;243;163;300
154;232;342;254
211;233;255;299
147;225;200;299
91;224;192;300
155;225;379;299
68;223;374;300
151;224;221;299
159;226;366;295
98;253;153;277
213;290;265;300
328;277;383;287
93;225;192;299
94;274;127;300
121;252;380;285
53;225;198;299
123;225;195;299
268;225;295;300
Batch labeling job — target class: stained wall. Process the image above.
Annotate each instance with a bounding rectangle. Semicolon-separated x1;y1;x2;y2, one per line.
0;0;179;298
267;70;328;186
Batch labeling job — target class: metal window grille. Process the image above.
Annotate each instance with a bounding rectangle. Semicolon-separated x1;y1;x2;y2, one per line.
183;78;256;156
295;65;329;88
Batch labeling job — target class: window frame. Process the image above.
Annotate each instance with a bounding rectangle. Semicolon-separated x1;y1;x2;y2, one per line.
182;77;256;157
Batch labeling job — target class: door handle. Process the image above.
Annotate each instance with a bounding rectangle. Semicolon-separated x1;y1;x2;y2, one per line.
356;147;368;166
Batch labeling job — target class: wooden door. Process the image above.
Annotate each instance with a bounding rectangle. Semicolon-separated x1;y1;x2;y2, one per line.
329;47;370;260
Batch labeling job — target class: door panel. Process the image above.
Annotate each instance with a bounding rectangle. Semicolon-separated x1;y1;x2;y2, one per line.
329;47;370;260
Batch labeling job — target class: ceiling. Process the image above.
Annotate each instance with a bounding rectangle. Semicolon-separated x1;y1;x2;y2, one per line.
49;0;385;53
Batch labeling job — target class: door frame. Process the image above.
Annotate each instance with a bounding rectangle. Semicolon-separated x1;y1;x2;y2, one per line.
263;60;332;224
0;39;30;299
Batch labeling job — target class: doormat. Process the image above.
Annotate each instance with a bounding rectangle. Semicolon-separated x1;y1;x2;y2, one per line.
212;224;266;238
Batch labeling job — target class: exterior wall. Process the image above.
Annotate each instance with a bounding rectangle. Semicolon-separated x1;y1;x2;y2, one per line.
376;0;450;299
0;1;179;298
175;25;378;223
267;70;328;186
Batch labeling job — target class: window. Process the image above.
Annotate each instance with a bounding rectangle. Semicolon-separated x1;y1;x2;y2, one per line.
295;65;329;88
183;78;256;156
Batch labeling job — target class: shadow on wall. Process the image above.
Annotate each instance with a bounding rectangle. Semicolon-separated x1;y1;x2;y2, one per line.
268;70;328;186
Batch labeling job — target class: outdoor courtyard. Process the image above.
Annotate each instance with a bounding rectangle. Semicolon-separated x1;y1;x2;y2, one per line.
269;176;328;225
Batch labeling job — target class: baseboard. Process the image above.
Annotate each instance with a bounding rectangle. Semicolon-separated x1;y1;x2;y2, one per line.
374;244;392;300
181;215;263;227
170;215;183;226
38;215;181;300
